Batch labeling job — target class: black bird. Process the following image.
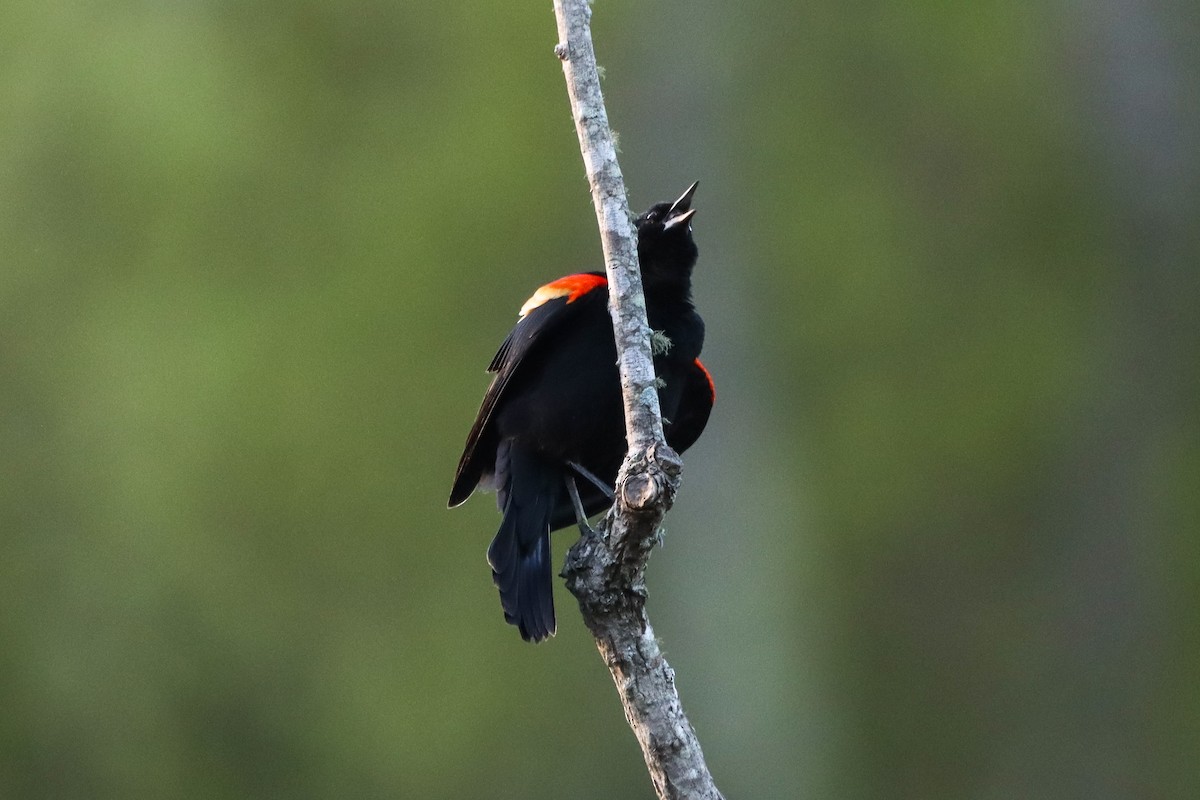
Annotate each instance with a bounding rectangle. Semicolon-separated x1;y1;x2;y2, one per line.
448;183;714;642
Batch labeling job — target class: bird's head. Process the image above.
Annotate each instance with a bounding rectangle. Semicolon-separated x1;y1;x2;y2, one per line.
635;181;699;294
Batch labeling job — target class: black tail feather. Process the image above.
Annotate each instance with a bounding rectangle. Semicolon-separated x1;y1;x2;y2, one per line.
487;447;559;642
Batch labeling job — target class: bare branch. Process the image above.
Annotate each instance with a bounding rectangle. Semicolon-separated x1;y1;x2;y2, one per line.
551;2;724;798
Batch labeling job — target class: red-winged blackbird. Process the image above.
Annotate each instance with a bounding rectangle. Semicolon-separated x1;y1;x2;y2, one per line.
448;183;714;642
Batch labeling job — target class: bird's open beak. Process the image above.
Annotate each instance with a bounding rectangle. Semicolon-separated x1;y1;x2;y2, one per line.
663;181;699;231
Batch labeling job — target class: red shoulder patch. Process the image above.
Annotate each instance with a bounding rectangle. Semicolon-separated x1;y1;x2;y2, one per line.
694;358;715;403
519;273;607;317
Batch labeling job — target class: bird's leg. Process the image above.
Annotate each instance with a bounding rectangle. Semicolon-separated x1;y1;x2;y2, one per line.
566;460;615;501
564;474;595;536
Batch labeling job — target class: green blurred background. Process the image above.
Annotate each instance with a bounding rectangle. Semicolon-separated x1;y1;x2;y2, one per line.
3;1;1197;797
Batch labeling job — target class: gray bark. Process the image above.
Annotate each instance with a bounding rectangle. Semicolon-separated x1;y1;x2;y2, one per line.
550;2;724;798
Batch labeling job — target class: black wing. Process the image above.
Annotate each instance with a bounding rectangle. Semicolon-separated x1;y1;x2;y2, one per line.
665;358;715;455
448;272;608;507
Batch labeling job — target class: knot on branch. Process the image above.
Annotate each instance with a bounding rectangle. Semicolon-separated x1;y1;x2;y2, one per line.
618;441;683;515
562;441;683;610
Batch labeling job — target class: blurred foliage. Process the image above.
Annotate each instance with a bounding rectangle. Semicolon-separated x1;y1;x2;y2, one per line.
2;1;1197;798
